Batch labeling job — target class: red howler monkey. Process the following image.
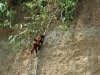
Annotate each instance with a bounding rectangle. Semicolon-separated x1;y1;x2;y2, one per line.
30;6;55;54
36;34;44;45
31;7;58;54
31;34;44;54
31;39;40;54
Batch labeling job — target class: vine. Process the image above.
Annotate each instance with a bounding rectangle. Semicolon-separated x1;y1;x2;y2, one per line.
0;0;78;50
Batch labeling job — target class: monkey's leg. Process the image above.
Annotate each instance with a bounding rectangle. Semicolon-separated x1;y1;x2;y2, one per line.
31;48;34;54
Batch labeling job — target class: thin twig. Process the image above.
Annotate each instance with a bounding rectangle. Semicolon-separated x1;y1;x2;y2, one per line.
61;9;65;25
43;7;59;35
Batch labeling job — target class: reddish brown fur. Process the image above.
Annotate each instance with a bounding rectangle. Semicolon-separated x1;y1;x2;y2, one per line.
36;34;44;43
31;39;40;54
31;34;44;54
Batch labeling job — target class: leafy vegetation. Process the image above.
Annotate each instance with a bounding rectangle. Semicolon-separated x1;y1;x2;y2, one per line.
0;0;78;49
59;0;78;30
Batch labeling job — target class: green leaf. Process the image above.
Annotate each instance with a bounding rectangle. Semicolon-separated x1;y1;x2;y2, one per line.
7;10;15;19
21;6;26;11
13;24;20;29
20;24;23;29
59;25;67;30
8;35;13;40
24;29;29;38
60;3;65;7
10;36;16;43
16;43;21;49
26;41;31;47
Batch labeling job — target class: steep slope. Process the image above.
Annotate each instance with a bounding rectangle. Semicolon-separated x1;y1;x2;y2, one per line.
1;26;100;75
0;0;100;75
37;26;100;75
76;0;100;26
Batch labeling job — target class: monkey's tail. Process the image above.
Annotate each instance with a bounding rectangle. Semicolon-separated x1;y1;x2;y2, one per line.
43;7;59;36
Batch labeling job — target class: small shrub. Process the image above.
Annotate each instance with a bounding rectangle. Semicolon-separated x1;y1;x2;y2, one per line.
59;0;78;30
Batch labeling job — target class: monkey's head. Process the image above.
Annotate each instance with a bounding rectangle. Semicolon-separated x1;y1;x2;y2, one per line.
36;34;44;42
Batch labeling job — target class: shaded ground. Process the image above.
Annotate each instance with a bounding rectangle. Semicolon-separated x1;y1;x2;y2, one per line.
75;0;100;26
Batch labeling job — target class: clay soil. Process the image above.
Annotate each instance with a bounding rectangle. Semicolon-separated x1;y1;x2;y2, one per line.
75;0;100;26
1;0;100;75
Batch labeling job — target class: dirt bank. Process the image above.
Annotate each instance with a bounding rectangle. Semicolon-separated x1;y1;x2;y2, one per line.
76;0;100;26
0;0;100;75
